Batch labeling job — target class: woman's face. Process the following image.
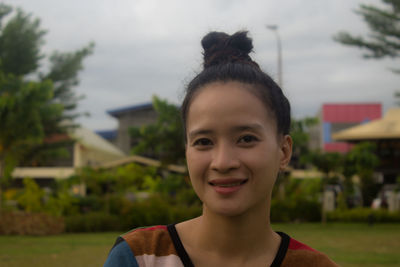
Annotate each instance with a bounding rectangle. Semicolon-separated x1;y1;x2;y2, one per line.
185;81;292;217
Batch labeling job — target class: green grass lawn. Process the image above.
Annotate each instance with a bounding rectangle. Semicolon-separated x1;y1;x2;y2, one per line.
274;223;400;267
0;232;117;267
0;223;399;267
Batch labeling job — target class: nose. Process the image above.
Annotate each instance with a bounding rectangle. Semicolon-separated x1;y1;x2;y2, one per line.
210;142;240;173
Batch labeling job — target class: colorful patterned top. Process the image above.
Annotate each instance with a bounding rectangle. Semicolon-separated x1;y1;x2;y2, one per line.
104;225;338;267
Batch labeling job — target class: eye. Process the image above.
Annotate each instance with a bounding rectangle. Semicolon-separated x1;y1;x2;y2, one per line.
238;135;259;145
193;138;213;147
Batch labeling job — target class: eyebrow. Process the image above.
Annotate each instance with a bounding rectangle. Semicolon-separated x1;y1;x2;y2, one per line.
232;124;264;132
188;129;213;140
188;123;264;140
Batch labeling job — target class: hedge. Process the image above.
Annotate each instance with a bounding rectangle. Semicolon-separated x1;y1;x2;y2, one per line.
0;211;64;235
65;195;202;232
270;198;321;222
327;208;400;223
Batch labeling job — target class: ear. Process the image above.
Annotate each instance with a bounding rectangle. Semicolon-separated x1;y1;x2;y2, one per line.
279;135;292;171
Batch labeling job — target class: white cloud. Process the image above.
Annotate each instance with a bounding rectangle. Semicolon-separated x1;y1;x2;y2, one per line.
6;0;400;129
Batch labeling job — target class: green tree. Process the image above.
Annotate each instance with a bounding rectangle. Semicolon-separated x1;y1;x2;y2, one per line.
0;73;61;210
310;151;343;223
20;43;94;167
341;152;358;206
311;151;343;180
0;4;94;120
0;3;93;208
334;0;400;102
346;142;380;207
41;43;94;123
130;96;186;165
290;117;318;168
334;0;400;67
0;5;45;75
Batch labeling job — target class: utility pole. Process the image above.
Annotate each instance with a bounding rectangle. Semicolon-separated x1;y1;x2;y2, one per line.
266;25;283;87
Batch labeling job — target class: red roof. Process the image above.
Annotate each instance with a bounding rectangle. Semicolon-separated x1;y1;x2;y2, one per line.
44;133;70;144
323;103;381;123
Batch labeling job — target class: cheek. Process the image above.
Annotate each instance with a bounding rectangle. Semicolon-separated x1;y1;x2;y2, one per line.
185;149;208;202
186;149;209;181
242;144;281;177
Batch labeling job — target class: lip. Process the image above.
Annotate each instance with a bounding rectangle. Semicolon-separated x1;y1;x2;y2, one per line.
208;178;248;195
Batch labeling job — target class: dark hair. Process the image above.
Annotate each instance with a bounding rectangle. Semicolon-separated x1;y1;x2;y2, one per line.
181;31;291;140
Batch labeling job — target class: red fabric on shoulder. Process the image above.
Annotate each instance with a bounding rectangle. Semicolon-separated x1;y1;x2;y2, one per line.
288;238;317;252
132;225;168;232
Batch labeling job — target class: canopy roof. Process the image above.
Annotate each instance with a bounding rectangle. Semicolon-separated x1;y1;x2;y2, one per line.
71;127;125;157
332;108;400;141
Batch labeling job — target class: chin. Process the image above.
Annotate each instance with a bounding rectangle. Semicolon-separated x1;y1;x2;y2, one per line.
205;203;249;217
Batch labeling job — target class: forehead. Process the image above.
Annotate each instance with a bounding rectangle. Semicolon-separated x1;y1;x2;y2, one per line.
187;81;276;132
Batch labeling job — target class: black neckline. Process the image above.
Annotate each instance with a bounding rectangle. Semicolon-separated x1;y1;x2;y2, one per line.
167;224;195;267
271;232;290;267
167;224;290;267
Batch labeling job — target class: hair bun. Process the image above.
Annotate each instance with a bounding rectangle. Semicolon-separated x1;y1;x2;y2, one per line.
201;32;230;51
201;31;256;68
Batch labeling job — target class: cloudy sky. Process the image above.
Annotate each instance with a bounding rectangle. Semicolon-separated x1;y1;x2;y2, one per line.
6;0;400;131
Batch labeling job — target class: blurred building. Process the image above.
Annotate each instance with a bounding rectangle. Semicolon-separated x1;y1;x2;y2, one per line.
309;103;382;153
12;127;126;191
96;102;158;154
333;108;400;184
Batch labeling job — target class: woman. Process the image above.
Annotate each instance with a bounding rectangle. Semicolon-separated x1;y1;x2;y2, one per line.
104;31;338;267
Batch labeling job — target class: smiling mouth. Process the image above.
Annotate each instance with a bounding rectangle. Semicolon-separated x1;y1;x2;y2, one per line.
208;179;248;187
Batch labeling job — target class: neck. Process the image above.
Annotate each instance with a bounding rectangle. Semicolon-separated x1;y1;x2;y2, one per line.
191;201;278;257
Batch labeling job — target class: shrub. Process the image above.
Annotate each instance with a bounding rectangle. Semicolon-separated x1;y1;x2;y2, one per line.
0;211;64;235
291;197;321;222
327;208;400;223
76;195;105;213
63;193;203;233
271;198;321;222
120;196;170;229
65;212;121;232
118;194;201;231
16;178;45;213
170;204;202;223
270;200;292;222
174;188;202;207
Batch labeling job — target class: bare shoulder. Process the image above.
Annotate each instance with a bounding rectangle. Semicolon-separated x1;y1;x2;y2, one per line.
175;217;201;240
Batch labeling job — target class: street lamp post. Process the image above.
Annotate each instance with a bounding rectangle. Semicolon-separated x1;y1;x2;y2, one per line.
266;25;282;87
